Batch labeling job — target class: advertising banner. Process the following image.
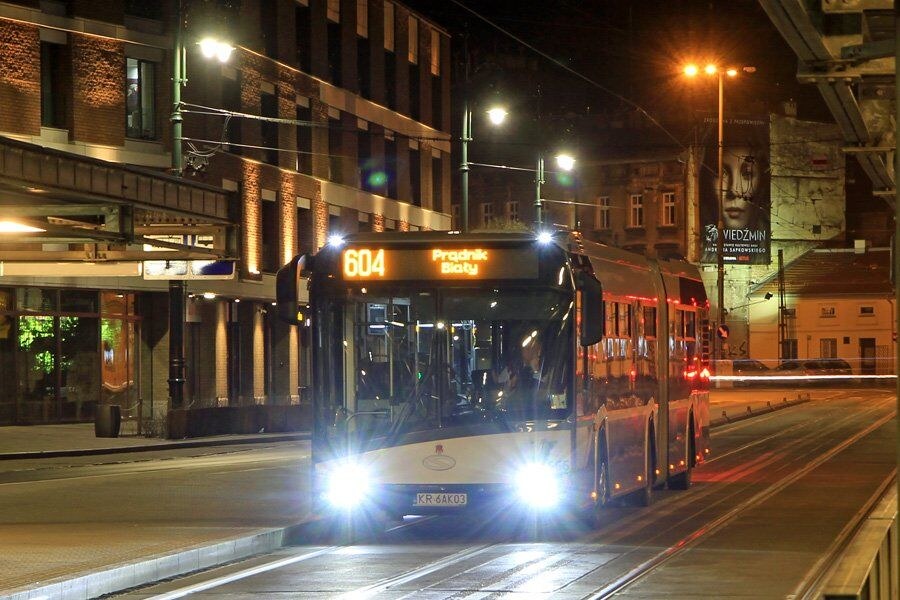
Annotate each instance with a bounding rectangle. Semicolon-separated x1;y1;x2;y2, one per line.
700;117;770;265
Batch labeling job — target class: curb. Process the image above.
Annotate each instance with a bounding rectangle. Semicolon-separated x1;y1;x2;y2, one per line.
710;394;810;428
1;526;295;600
0;519;325;600
0;432;310;461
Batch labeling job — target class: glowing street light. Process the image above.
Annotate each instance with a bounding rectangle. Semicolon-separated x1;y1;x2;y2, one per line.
486;107;508;126
555;154;576;172
535;152;577;227
682;61;753;361
460;104;508;232
198;37;234;63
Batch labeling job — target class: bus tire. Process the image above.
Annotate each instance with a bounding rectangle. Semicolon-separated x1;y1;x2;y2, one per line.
629;426;654;507
668;418;695;490
585;440;610;527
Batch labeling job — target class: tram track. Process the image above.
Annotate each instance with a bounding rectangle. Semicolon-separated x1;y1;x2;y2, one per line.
579;408;895;599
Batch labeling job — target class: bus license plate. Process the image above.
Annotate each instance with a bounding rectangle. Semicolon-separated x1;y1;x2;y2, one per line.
414;492;467;507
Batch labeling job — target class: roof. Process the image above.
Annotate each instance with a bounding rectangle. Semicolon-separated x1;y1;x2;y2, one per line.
750;248;893;297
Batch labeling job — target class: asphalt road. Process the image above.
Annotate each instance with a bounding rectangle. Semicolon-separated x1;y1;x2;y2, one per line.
0;442;314;593
103;388;896;599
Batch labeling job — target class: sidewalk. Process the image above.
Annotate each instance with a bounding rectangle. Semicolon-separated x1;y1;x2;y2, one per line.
0;422;309;460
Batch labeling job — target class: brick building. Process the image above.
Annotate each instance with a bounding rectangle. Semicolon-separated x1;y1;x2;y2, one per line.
0;0;451;431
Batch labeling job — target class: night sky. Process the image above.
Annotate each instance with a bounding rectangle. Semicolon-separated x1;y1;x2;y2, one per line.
405;0;831;152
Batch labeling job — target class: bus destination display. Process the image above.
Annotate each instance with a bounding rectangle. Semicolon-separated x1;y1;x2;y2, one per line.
341;247;538;281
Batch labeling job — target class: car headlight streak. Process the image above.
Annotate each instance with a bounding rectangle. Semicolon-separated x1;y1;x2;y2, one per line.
324;462;371;509
515;462;560;508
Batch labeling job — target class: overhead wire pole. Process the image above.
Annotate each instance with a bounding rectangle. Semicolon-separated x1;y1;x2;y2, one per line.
716;70;726;361
168;0;186;410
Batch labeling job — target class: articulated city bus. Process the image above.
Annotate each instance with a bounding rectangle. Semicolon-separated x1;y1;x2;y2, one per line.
277;230;710;525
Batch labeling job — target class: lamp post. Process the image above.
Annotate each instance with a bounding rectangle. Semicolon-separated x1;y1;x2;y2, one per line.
169;0;233;409
460;104;506;233
684;62;742;361
534;153;575;228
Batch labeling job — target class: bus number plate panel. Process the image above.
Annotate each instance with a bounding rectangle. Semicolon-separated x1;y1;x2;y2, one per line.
413;492;467;507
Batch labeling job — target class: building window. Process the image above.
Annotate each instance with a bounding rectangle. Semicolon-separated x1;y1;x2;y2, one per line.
629;194;643;227
295;3;311;72
597;196;610;229
261;197;277;273
41;42;66;129
125;57;156;139
820;338;837;359
385;134;397;199
357;36;371;98
296;102;312;174
261;0;277;57
506;200;519;222
859;305;875;316
260;89;278;165
125;0;162;19
432;154;443;210
409;63;420;120
481;202;494;226
409;141;421;206
820;306;836;318
358;121;371;190
408;16;418;64
222;74;242;154
297;205;313;256
661;192;676;226
328;112;343;183
327;20;341;86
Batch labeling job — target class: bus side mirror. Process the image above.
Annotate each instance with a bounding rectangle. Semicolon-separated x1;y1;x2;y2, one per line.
276;254;308;325
577;272;603;346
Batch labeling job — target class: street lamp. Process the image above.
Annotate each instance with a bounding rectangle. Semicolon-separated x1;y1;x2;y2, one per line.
683;62;750;360
169;0;233;409
460;103;506;233
534;153;576;227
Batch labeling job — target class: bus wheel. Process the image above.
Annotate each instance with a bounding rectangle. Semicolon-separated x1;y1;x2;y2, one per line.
668;421;694;490
584;452;610;528
629;436;654;507
668;464;692;490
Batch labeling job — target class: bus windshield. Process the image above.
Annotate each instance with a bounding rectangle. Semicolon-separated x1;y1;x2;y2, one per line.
321;286;573;446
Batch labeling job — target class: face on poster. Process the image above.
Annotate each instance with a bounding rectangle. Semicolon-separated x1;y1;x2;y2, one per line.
700;118;771;265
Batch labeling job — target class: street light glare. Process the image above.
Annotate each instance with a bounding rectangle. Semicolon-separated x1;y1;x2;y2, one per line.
486;107;508;125
726;68;738;77
555;154;575;171
199;38;234;63
683;64;699;77
704;64;717;75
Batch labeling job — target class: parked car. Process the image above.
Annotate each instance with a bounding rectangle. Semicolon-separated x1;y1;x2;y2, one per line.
731;359;771;386
771;359;854;385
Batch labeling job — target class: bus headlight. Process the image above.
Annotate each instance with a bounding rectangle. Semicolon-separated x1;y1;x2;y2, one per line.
515;462;560;509
324;462;371;509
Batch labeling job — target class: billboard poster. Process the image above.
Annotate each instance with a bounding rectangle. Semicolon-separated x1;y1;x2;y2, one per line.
700;117;770;265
